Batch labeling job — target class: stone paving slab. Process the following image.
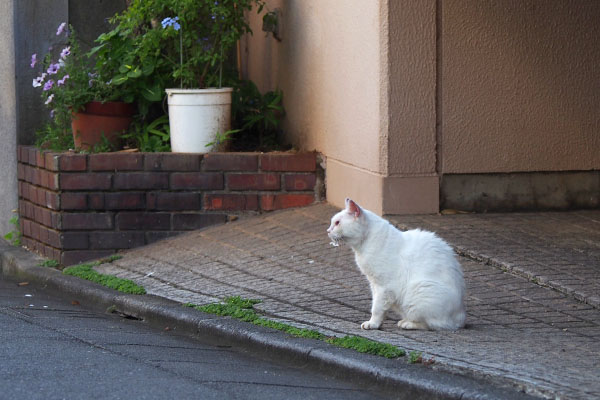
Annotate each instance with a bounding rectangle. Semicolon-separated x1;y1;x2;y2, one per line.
389;211;600;309
96;204;600;399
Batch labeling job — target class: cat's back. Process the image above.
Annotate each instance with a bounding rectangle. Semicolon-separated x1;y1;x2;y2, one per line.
402;228;450;249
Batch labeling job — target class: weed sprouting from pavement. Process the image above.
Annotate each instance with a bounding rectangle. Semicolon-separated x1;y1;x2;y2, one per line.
38;259;60;268
186;296;406;358
409;350;423;364
63;255;145;295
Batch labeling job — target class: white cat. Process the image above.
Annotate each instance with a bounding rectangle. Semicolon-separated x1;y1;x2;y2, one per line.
327;198;466;331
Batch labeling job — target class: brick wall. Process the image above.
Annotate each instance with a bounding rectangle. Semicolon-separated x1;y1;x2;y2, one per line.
17;146;321;265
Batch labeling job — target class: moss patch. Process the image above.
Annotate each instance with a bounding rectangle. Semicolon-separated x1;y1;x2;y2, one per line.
326;335;406;359
187;296;405;358
63;255;145;295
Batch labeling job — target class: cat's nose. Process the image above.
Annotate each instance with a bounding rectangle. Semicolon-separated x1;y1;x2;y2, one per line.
327;227;331;233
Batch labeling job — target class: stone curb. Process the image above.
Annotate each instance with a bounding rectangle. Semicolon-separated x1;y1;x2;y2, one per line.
0;241;536;400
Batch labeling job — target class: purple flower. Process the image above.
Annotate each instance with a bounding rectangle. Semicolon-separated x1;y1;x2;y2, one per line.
50;110;55;118
56;22;67;36
47;63;60;75
57;74;69;86
43;80;54;91
44;94;54;105
60;46;71;59
30;53;37;68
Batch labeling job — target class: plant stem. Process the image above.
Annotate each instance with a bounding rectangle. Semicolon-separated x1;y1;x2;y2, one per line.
179;27;183;89
219;42;223;88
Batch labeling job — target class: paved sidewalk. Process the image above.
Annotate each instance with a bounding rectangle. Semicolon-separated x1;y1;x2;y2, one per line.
92;204;600;399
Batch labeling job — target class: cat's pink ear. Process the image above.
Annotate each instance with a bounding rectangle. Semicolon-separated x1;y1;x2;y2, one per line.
345;198;361;218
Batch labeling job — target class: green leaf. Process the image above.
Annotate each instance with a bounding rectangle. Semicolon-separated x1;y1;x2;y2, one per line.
87;44;105;56
112;74;129;85
118;64;131;74
141;61;155;76
142;84;163;102
127;67;142;79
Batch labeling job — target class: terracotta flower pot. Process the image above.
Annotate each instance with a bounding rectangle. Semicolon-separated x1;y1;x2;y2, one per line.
71;101;135;150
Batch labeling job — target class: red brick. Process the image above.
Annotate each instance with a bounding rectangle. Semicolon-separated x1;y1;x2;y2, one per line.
89;193;105;209
227;173;280;191
89;232;145;249
147;192;201;210
44;152;59;171
20;183;30;202
260;194;314;211
44;190;60;210
46;229;61;248
60;193;87;210
18;146;29;164
89;153;144;171
58;154;87;171
204;194;258;211
113;172;169;190
22;219;32;237
24;165;34;184
26;203;35;221
260;153;316;172
144;153;202;171
203;153;258;171
171;173;223;190
30;221;41;241
31;168;41;186
17;164;25;181
27;185;37;205
116;212;171;230
27;147;37;166
104;192;145;210
61;232;89;250
38;225;49;245
33;148;45;168
60;173;112;190
61;250;115;266
44;171;59;190
62;213;113;230
284;174;317;191
51;211;61;229
172;213;227;230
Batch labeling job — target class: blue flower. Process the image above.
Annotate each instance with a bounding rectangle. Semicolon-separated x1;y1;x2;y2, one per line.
47;63;60;75
161;16;180;30
56;22;67;36
60;46;71;59
57;74;69;86
43;80;54;91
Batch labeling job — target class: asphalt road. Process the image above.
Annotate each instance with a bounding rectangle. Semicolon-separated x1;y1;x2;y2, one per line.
0;277;396;400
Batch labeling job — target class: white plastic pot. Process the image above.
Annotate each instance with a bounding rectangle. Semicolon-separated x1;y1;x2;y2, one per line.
166;87;233;152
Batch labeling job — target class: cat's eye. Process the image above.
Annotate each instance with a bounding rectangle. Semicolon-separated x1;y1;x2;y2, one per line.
335;221;340;226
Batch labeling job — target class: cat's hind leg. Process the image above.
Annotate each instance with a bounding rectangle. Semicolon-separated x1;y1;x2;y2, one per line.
397;320;428;330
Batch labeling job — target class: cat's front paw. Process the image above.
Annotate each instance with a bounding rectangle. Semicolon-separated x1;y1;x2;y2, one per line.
361;321;381;330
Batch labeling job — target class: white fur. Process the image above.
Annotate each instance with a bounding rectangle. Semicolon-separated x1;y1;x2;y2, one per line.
327;198;466;331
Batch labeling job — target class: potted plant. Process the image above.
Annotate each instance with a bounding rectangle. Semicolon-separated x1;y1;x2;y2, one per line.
94;0;265;152
32;23;135;151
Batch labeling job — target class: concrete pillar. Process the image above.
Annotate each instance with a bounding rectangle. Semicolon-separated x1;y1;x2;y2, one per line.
0;0;18;234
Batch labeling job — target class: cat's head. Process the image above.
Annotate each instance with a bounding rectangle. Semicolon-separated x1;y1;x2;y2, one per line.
327;198;367;247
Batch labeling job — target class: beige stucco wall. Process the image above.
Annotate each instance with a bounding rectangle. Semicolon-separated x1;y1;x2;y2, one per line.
441;0;600;174
244;0;389;212
245;1;600;214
